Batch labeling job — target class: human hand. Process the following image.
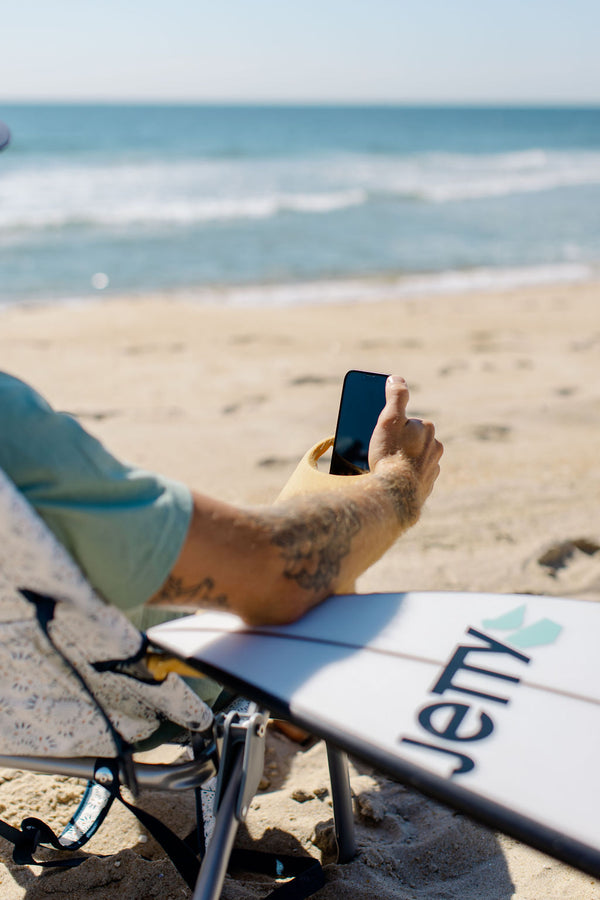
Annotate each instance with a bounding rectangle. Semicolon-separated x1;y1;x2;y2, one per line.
369;375;443;504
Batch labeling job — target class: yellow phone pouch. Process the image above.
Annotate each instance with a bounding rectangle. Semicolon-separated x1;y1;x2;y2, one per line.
275;437;367;593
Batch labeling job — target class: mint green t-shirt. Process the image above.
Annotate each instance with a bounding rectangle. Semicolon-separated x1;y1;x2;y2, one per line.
0;372;193;630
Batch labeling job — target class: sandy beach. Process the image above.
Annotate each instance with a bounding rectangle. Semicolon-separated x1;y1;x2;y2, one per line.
0;280;599;899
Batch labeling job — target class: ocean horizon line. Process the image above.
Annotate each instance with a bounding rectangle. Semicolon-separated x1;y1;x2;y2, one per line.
2;99;600;109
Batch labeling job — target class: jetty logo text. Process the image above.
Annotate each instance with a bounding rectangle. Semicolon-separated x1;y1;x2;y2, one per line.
399;604;562;776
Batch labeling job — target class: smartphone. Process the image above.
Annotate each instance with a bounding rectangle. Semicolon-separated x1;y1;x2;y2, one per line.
330;370;389;475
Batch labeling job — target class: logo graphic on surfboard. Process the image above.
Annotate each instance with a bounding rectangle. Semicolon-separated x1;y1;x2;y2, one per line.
482;603;562;648
399;604;563;776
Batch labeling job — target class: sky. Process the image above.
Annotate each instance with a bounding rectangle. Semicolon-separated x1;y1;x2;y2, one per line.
1;0;599;104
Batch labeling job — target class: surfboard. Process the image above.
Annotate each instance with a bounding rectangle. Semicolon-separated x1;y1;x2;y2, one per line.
148;591;600;878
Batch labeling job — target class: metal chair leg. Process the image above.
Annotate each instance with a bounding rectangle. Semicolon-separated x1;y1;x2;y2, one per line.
193;706;268;900
192;748;244;900
326;744;357;864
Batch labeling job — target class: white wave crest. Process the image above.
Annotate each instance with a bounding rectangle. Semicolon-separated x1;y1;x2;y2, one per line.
0;159;366;231
420;150;600;202
2;148;600;236
324;148;600;202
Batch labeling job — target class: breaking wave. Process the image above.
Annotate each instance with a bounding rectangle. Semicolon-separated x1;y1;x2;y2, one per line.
2;148;600;234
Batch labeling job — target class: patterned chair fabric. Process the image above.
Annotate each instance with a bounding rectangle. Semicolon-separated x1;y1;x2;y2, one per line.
0;466;212;757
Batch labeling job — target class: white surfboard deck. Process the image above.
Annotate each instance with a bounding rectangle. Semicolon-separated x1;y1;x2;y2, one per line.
148;591;600;877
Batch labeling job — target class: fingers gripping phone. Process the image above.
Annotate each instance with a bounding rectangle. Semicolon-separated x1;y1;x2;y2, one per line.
330;370;389;475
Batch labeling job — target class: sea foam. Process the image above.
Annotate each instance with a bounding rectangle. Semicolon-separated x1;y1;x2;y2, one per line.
2;149;600;234
168;262;596;310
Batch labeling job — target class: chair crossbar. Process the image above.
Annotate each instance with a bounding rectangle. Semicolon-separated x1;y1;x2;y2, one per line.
0;754;217;793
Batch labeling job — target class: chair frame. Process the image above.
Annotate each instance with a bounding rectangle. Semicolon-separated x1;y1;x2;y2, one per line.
0;703;356;900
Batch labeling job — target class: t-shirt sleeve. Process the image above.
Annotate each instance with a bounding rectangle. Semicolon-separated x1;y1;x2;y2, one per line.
0;373;193;619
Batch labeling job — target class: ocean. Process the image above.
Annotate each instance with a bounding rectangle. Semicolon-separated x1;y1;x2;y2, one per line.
1;103;599;307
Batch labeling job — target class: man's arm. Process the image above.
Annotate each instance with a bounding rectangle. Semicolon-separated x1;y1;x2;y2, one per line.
147;376;442;625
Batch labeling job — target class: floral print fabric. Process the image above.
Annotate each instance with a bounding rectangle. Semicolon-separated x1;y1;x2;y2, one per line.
0;467;212;757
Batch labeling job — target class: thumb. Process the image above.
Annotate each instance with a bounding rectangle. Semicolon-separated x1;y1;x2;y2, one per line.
368;375;411;470
380;375;410;425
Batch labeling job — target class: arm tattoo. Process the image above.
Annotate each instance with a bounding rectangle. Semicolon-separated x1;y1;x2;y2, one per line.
152;575;230;610
269;502;361;594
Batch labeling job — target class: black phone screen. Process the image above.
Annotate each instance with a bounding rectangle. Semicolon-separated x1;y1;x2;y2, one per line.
330;370;389;475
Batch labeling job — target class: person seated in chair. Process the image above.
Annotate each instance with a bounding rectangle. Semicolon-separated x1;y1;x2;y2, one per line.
0;371;441;634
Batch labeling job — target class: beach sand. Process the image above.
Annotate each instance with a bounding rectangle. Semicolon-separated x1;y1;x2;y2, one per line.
0;280;599;899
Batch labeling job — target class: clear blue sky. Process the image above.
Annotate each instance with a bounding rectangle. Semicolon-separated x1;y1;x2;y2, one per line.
2;0;599;104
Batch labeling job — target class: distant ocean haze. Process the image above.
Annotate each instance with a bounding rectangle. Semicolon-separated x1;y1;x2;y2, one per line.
0;104;599;305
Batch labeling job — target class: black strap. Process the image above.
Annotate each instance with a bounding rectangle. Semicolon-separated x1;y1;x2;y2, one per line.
119;806;325;898
119;794;325;898
0;807;325;898
229;848;325;899
0;762;118;869
0;811;325;899
0;815;88;869
0;786;202;885
0;759;118;868
0;762;118;867
116;790;201;888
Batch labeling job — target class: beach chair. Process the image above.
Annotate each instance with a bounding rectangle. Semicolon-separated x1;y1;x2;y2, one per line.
0;465;356;899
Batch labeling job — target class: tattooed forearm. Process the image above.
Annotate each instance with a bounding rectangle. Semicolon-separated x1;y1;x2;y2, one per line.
268;502;362;593
151;575;230;610
147;458;424;623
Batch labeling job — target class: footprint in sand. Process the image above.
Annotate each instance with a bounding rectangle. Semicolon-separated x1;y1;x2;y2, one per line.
570;333;600;352
469;329;499;353
288;375;338;387
222;394;267;415
537;538;600;574
257;456;297;469
124;342;184;354
438;360;468;377
230;334;294;346
528;538;600;598
69;409;120;421
555;386;578;397
358;338;423;350
470;424;511;442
